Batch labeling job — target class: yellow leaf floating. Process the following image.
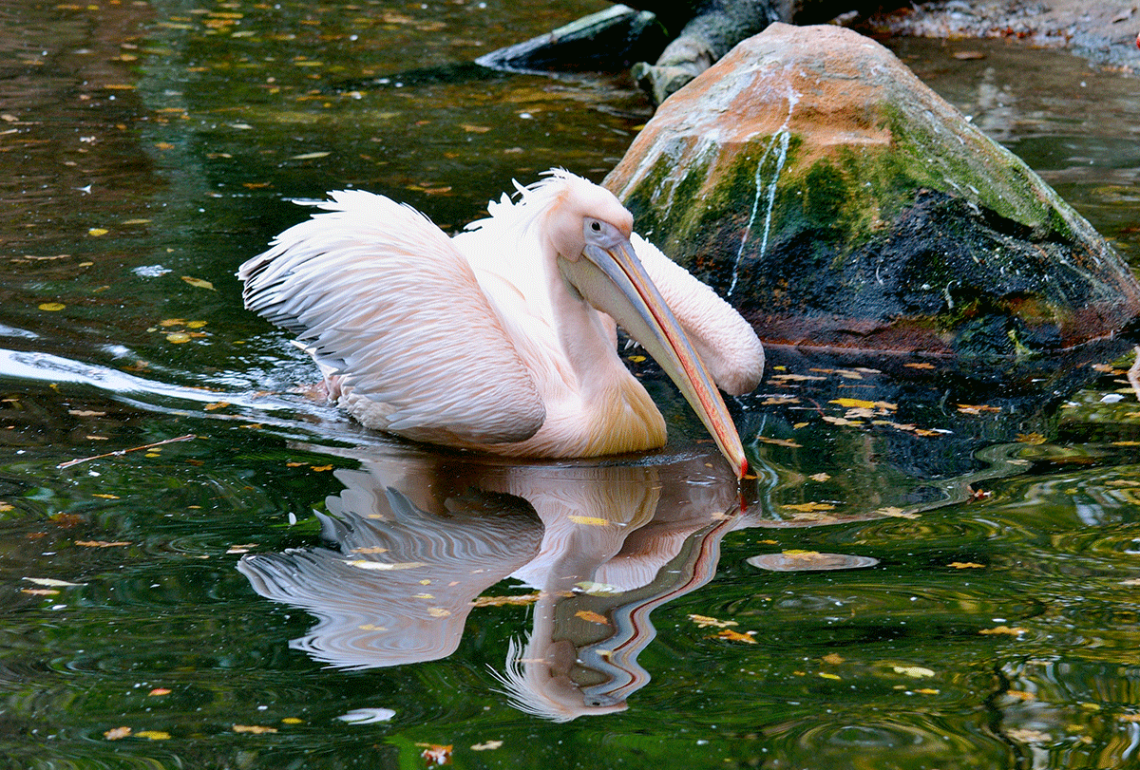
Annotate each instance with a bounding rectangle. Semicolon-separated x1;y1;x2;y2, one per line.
979;625;1028;636
136;731;171;741
38;302;66;312
568;515;609;526
575;610;609;625
181;276;215;291
949;562;985;569
233;725;277;734
165;332;191;344
782;502;835;513
88;228;109;236
104;727;132;740
819;672;842;681
714;629;757;644
892;665;936;678
281;717;304;725
689;614;738;629
830;398;896;411
472;592;540;607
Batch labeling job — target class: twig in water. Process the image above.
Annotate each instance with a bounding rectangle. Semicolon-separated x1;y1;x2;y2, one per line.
57;434;198;469
1130;346;1140;403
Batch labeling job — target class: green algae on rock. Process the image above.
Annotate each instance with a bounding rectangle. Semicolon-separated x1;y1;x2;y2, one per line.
605;23;1140;356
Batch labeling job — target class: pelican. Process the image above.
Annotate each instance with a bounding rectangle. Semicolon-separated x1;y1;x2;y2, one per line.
239;169;764;477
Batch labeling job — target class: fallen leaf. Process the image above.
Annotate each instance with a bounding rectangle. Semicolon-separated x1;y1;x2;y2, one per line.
689;614;738;629
892;665;935;678
1016;433;1047;445
782;502;835;513
809;473;831;482
88;228;109;236
949;561;985;569
75;540;131;548
461;124;491;133
310;464;333;472
233;724;277;734
148;688;172;696
714;629;757;644
204;402;231;411
104;726;132;740
471;740;503;751
575;610;609;624
136;730;171;740
165;332;191;344
830;398;896;411
289;151;330;160
915;688;940;695
344;560;426;571
69;409;106;417
1006;690;1036;701
821;653;845;665
818;672;842;680
979;625;1028;636
181;276;215;290
957;403;1001;415
575;581;622;596
904;362;935;370
281;717;304;724
567;515;610;526
418;743;453;766
38;302;66;312
23;577;85;587
21;588;59;596
756;436;803;448
472;592;540;607
91;493;119;500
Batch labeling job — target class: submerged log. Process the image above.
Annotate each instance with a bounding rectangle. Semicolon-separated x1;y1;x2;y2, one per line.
604;23;1140;357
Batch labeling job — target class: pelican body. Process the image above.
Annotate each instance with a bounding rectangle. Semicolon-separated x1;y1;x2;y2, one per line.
239;170;764;476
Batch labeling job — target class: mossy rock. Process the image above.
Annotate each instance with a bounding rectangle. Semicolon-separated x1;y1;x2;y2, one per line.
605;23;1140;356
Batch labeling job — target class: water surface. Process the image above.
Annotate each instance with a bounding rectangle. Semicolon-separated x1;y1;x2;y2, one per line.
2;3;1140;768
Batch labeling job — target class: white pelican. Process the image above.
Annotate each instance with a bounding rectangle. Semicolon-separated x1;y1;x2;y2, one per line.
239;170;764;476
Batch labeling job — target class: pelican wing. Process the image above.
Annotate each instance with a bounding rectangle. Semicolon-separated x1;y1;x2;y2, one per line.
239;190;546;445
631;234;764;396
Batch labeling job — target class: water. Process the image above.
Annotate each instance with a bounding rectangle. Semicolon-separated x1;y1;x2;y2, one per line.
2;2;1140;768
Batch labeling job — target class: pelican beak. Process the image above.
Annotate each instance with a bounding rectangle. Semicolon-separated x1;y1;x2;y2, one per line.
560;237;748;479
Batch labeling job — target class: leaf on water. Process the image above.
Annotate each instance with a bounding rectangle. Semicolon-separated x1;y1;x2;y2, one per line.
949;561;985;569
714;629;757;644
892;665;935;678
91;493;119;500
1007;728;1052;744
915;688;940;695
876;507;919;519
761;396;799;405
957;403;1001;415
351;546;388;554
122;218;151;225
427;607;450;618
69;409;106;417
204;402;231;411
418;744;453;767
23;577;85;587
165;332;191;344
822;415;861;427
818;672;841;680
574;610;609;625
782;502;835;513
830;398;896;411
104;727;132;740
233;725;277;734
904;362;935;370
574;581;622;596
281;717;304;725
310;464;334;472
568;515;610;526
771;373;826;382
979;625;1028;636
88;228;109;236
136;730;171;740
1016;432;1047;445
0;502;13;512
756;436;802;448
75;540;131;548
689;614;738;629
1006;690;1036;701
461;124;491;133
181;276;215;291
471;740;503;751
21;588;59;596
289;151;330;160
148;688;172;696
344;560;426;571
821;653;845;665
809;473;831;482
472;592;539;607
38;302;66;312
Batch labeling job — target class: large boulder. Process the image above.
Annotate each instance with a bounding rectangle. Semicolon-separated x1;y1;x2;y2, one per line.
605;23;1140;357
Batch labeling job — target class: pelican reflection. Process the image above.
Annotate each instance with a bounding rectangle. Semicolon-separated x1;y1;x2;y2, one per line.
238;446;741;721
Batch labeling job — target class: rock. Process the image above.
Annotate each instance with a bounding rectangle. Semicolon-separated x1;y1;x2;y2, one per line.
605;23;1140;357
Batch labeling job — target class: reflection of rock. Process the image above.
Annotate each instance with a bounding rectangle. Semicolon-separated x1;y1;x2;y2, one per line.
605;24;1140;358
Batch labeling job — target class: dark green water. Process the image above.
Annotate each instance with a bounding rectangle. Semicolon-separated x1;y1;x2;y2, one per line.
2;2;1139;768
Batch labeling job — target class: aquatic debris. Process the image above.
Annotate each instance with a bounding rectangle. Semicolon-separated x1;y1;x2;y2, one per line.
57;434;197;469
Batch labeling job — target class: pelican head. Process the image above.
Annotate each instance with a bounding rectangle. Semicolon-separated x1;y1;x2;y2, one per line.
528;172;749;478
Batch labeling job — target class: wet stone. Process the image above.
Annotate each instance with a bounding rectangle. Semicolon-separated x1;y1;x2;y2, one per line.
605;23;1140;358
